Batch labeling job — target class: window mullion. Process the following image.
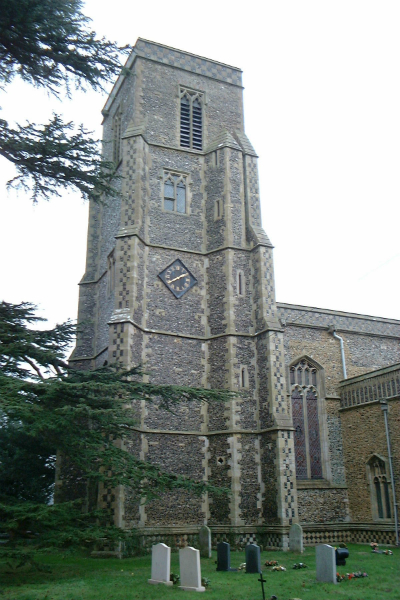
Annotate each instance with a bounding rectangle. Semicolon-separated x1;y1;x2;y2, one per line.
189;98;193;149
302;386;311;479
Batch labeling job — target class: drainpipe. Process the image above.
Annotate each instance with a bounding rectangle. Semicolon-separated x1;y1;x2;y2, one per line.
328;327;347;379
381;401;399;546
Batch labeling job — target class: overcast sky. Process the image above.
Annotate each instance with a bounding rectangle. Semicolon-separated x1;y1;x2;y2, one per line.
1;0;399;328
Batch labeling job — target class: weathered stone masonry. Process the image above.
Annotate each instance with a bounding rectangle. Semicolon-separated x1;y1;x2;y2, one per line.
70;39;400;549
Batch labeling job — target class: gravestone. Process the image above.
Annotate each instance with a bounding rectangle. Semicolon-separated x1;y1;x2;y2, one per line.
316;544;337;584
245;543;261;573
199;525;211;558
179;546;205;592
216;541;237;571
289;523;303;553
148;543;173;586
335;547;349;565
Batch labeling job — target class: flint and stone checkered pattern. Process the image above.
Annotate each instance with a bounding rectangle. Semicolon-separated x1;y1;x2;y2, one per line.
278;303;400;337
135;39;242;87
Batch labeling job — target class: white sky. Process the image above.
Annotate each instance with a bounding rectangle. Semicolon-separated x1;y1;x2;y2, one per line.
1;0;399;328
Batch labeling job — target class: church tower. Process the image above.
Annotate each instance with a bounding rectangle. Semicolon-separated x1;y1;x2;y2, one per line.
71;39;298;549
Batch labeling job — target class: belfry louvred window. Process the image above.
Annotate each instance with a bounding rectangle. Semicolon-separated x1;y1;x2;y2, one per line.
290;359;323;480
180;89;203;150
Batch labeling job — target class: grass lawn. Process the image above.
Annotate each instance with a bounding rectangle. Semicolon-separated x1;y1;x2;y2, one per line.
1;544;399;600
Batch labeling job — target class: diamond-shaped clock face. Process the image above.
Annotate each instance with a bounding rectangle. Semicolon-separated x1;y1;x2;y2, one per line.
158;259;197;298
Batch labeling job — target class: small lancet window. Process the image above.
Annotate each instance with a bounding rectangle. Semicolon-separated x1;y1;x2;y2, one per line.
237;270;245;296
163;172;187;214
215;198;222;219
112;106;122;166
240;366;248;388
107;250;116;296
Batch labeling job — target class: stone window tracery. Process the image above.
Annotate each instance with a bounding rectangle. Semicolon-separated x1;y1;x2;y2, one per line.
368;456;392;520
163;171;187;213
180;88;203;150
290;359;323;480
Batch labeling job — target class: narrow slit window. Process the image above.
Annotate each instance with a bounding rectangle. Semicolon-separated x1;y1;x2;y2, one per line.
240;367;247;388
180;88;203;150
112;107;122;166
107;250;116;296
215;198;222;219
237;271;245;296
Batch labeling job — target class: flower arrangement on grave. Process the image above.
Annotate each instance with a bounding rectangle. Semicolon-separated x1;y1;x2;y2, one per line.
337;571;368;581
272;565;286;571
201;577;211;588
292;562;308;569
170;573;180;585
237;562;246;571
370;542;379;551
265;560;279;567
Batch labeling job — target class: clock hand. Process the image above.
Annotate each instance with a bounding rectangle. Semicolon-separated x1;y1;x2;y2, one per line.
169;273;188;283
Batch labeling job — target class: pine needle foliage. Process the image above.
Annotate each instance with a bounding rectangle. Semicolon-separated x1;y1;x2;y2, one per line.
0;0;130;201
0;302;232;557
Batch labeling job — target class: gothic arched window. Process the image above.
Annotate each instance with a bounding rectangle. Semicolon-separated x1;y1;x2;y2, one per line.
290;359;323;480
368;456;392;520
180;88;203;150
163;171;187;213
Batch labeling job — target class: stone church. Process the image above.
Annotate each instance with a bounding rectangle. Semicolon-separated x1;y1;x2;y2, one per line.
71;39;400;549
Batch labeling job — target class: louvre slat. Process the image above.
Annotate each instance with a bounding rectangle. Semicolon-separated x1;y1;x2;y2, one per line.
181;90;203;150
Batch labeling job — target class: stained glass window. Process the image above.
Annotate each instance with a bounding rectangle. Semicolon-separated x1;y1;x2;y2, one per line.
290;359;323;480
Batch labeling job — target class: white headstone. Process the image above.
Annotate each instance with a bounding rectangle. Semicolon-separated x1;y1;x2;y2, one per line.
179;546;205;592
289;523;303;553
316;544;337;584
148;543;173;586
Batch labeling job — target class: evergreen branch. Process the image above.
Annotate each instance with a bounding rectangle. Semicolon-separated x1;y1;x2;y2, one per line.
0;116;120;202
22;356;44;380
0;0;130;94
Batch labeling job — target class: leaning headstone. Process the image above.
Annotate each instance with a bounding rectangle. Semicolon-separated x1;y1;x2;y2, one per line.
179;546;205;592
316;544;337;584
199;525;212;558
148;543;173;586
289;523;303;553
216;541;237;571
245;543;261;574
